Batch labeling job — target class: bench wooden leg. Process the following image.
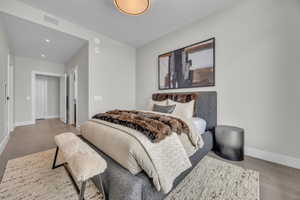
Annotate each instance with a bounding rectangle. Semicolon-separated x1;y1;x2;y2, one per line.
52;147;84;199
52;147;65;169
97;175;106;200
78;176;106;200
79;181;87;200
52;147;104;200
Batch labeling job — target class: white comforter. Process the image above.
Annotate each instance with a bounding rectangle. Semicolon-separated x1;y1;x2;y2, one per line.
80;111;203;193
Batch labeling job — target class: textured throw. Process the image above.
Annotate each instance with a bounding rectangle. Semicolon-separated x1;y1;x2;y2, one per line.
152;93;197;103
93;110;190;143
0;149;259;200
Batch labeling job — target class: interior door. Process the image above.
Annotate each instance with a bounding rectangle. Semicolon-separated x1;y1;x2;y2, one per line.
35;78;47;119
0;39;9;138
8;65;13;132
60;74;67;123
68;73;74;125
3;54;9;136
66;75;69;124
73;69;78;127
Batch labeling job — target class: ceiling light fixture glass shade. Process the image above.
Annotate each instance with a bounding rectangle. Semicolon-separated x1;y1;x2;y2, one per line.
114;0;150;15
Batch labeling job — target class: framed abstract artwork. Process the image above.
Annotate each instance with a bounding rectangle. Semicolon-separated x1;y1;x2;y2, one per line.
158;38;215;90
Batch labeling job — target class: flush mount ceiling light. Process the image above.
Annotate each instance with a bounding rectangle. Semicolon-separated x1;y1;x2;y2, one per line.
114;0;150;15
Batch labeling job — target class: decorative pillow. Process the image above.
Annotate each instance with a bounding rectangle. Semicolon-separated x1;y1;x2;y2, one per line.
152;104;176;114
148;99;167;111
168;99;195;119
192;117;207;134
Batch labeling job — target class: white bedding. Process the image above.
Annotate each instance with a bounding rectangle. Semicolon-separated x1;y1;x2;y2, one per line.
80;111;203;193
192;117;207;135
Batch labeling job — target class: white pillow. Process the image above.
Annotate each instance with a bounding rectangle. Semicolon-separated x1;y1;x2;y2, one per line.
148;99;168;111
192;117;207;135
168;99;195;119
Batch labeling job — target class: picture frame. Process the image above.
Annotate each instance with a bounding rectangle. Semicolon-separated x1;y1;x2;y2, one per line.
158;38;215;90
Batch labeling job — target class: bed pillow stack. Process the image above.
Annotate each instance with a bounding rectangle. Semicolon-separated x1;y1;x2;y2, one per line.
168;99;195;119
148;99;168;111
148;98;195;119
148;98;207;134
152;104;176;114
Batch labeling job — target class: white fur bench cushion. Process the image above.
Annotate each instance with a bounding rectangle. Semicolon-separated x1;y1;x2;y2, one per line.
54;132;107;182
54;132;78;148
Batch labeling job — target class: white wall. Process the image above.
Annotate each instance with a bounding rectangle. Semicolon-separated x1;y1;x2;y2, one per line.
65;43;89;126
36;75;60;118
0;16;10;153
136;0;300;160
14;56;64;124
0;0;136;119
91;39;136;114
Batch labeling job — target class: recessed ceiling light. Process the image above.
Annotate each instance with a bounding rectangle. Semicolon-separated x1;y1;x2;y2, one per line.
45;39;50;43
41;54;46;58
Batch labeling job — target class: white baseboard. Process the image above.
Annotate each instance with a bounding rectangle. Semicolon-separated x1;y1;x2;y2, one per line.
45;115;59;119
60;118;67;124
15;121;35;127
245;147;300;170
0;133;10;155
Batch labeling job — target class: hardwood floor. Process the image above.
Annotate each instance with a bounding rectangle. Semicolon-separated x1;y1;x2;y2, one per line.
0;118;79;181
0;119;300;200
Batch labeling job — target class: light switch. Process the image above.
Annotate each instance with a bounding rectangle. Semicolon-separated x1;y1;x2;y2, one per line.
26;96;31;100
95;47;100;54
94;96;103;101
94;38;100;45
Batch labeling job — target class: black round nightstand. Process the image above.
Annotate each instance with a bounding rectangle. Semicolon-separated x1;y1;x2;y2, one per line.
214;125;244;161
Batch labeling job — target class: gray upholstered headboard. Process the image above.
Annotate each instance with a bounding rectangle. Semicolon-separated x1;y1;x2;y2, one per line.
152;91;217;131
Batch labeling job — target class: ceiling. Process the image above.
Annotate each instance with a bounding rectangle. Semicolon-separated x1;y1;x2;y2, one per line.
19;0;238;47
0;13;87;64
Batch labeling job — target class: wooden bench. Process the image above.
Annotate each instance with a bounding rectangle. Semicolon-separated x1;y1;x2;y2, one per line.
52;132;107;200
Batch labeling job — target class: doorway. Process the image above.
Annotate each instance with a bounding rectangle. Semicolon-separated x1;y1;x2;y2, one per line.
3;54;10;136
32;72;64;123
35;78;47;120
67;68;78;127
0;12;89;130
59;74;67;124
66;75;70;124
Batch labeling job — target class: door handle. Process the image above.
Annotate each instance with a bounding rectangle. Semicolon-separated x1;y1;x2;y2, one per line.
4;84;8;103
4;84;10;101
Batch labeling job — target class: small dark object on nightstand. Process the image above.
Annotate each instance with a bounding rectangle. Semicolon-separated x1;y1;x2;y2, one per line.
214;125;244;161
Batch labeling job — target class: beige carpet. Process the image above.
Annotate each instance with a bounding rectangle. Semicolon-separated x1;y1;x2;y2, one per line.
0;149;259;200
0;149;103;200
166;156;259;200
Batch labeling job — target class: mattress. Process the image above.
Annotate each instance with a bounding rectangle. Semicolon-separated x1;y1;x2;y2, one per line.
81;131;213;200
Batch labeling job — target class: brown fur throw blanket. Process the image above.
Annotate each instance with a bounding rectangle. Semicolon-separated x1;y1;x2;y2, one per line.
93;110;190;143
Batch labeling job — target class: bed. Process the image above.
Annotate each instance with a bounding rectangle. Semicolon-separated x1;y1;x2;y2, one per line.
81;91;217;200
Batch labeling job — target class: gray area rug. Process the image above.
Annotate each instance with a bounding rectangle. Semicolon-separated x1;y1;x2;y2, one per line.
0;149;259;200
0;149;103;200
166;156;259;200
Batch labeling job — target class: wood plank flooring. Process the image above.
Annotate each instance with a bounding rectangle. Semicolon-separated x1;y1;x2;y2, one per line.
0;119;79;181
0;119;300;200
